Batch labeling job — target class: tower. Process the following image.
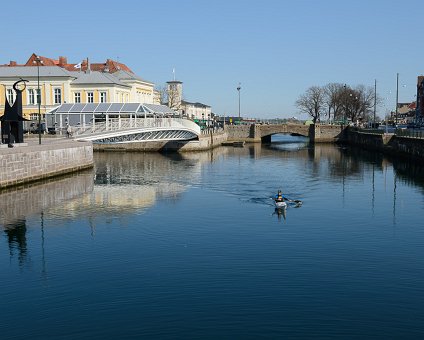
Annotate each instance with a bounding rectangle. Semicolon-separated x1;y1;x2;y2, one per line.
166;80;183;111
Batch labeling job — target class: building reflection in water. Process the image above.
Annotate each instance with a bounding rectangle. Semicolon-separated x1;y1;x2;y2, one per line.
2;138;424;269
0;170;94;268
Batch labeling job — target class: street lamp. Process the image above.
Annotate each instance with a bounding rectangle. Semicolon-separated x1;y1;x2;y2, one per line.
34;56;43;144
343;84;347;125
373;79;377;127
395;73;399;126
237;83;241;123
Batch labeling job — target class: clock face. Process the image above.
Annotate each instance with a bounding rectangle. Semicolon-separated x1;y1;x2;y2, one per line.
13;79;27;92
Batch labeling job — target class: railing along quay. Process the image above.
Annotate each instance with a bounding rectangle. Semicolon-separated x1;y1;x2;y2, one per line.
356;127;424;139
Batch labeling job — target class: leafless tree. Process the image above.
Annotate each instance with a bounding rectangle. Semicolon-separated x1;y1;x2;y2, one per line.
297;83;382;125
165;83;182;112
342;85;382;123
295;86;325;123
155;86;166;105
323;83;345;122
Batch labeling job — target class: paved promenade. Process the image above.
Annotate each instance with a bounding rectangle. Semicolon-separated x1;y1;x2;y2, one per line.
1;135;78;150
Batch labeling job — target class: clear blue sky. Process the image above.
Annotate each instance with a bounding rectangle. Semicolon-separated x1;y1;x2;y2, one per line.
2;0;423;119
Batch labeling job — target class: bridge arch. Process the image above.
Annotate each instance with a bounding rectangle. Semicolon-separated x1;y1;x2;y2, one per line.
257;124;310;142
225;124;343;143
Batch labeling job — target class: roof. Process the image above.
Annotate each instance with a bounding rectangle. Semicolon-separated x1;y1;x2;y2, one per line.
143;103;178;115
182;100;211;108
70;71;130;87
49;102;177;116
0;66;74;78
1;53;135;75
113;69;153;85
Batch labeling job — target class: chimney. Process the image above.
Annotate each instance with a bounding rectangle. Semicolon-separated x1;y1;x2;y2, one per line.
86;57;91;74
9;61;17;66
58;56;67;66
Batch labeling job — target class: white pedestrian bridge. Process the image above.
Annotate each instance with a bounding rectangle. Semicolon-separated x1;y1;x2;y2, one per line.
49;103;201;144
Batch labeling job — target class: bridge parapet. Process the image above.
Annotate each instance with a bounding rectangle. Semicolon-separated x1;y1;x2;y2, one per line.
225;123;343;143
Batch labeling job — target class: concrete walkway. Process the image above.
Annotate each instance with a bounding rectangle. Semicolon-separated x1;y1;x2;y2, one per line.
0;135;84;154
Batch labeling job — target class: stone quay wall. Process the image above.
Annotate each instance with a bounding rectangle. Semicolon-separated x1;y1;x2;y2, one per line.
310;124;344;142
94;131;228;152
0;141;94;189
344;129;424;160
225;125;256;142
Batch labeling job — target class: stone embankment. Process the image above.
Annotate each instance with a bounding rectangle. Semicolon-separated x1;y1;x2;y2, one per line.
0;139;93;189
342;128;424;161
3;125;423;190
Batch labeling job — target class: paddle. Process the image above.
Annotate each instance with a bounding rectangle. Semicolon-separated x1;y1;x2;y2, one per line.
270;194;302;206
285;198;302;205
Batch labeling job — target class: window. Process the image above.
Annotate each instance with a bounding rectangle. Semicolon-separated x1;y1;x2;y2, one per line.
28;89;35;105
36;89;41;104
7;89;14;105
87;92;94;103
54;88;62;104
74;92;81;103
100;92;107;103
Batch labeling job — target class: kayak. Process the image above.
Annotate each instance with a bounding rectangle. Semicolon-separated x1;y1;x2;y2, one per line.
274;200;287;208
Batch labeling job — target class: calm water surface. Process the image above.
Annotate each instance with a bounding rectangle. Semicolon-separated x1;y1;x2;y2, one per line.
1;135;424;339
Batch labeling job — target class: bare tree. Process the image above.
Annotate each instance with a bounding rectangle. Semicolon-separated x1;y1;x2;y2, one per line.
164;83;182;112
155;86;166;105
323;83;345;122
296;86;325;123
341;85;382;124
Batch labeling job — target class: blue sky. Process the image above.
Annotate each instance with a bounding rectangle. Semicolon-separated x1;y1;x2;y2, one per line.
2;0;423;119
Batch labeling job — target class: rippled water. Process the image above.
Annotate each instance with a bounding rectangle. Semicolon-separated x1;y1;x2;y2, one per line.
1;135;424;339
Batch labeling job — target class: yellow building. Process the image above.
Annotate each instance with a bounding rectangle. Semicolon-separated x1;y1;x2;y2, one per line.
0;54;158;121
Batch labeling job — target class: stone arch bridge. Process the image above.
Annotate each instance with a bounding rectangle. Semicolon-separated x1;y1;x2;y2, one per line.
225;124;343;143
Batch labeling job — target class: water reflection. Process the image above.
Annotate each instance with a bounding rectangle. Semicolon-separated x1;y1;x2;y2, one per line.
3;219;27;266
2;138;424;268
273;207;286;221
0;171;94;267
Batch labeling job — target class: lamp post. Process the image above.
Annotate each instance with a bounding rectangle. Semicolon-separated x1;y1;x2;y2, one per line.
237;83;241;123
343;84;347;125
373;79;377;127
395;73;399;126
34;56;43;144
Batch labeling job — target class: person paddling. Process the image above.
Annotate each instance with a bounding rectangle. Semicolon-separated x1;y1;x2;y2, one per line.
275;190;286;202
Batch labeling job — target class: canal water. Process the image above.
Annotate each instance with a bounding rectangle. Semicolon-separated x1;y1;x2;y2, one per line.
1;135;424;339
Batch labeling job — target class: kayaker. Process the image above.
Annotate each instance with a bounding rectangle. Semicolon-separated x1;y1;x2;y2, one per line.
275;190;285;202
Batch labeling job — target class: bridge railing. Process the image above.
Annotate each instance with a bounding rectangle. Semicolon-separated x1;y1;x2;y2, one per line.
73;117;201;136
356;127;424;139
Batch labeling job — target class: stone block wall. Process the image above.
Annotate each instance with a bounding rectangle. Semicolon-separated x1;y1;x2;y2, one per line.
225;125;253;141
310;124;344;142
0;141;94;189
344;129;424;161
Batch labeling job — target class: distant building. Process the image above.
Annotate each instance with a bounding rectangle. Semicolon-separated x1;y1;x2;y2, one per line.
0;53;158;120
181;100;212;122
416;76;424;125
396;102;416;124
165;80;212;122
